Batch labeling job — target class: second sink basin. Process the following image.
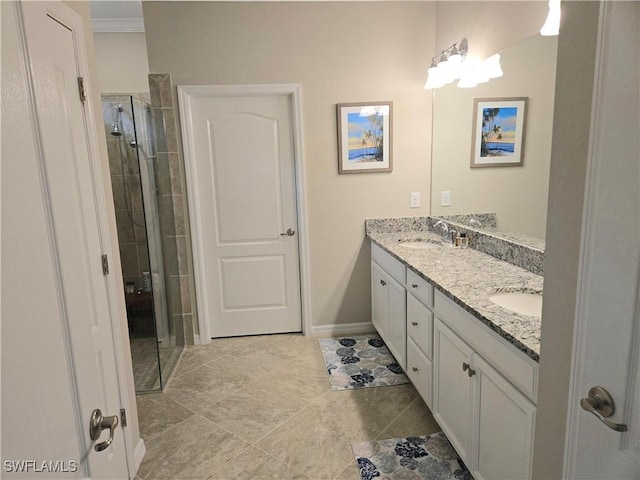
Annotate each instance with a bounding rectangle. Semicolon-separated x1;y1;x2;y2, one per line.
489;291;543;317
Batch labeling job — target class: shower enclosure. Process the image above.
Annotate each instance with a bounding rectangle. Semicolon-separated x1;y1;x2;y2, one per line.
102;95;183;392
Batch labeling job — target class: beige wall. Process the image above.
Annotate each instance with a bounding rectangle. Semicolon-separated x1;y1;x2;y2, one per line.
65;0;143;468
142;1;436;329
431;34;557;239
533;2;601;478
435;1;548;59
94;32;151;94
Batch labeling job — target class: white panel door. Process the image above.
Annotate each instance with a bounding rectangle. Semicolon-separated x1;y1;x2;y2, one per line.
565;1;639;478
12;2;129;477
387;275;407;370
474;354;535;480
180;89;302;338
371;262;389;341
433;319;474;464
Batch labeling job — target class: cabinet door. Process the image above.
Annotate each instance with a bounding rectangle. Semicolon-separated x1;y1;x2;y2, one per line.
371;262;389;341
387;275;406;370
433;318;474;464
473;354;536;480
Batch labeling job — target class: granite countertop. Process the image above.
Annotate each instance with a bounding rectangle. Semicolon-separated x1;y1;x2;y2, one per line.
368;230;543;362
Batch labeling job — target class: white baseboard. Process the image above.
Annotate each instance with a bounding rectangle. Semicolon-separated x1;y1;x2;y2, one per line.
310;322;375;337
132;438;146;478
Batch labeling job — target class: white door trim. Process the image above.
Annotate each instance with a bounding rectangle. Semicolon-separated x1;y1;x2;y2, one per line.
178;84;312;344
26;1;142;475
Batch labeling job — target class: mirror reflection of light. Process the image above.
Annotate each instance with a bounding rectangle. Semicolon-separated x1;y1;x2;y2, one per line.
540;0;561;36
424;43;504;90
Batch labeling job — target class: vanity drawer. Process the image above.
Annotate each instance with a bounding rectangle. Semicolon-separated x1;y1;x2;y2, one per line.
407;294;433;360
407;336;433;409
371;243;406;283
407;269;433;307
434;290;538;402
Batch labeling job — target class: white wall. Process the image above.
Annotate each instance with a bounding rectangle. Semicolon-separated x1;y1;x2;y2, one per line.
93;32;150;94
142;1;436;330
435;1;548;59
430;34;557;239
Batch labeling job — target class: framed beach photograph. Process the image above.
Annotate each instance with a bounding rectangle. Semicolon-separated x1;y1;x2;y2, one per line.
337;101;393;173
471;97;528;168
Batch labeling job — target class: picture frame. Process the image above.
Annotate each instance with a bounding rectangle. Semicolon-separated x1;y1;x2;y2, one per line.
337;101;393;173
470;97;528;168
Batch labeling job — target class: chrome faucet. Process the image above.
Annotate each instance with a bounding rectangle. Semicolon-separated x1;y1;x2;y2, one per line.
433;220;454;244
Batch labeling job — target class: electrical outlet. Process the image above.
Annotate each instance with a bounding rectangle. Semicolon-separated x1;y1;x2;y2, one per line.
441;190;451;207
410;192;421;208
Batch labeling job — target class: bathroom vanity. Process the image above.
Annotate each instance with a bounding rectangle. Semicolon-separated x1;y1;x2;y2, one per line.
367;217;543;480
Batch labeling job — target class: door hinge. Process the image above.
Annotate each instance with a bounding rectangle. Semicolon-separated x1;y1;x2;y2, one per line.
120;408;127;428
77;76;87;103
101;254;109;276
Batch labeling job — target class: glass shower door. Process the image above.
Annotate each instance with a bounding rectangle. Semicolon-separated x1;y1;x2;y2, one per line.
102;94;183;392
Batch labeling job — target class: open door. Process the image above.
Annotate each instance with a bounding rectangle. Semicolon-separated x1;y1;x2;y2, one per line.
2;1;135;477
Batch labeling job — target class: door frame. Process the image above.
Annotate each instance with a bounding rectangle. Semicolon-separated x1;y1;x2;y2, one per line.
17;0;143;475
563;0;639;476
178;84;312;344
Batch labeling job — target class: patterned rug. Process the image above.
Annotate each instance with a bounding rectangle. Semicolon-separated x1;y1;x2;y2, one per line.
352;432;472;480
318;335;409;390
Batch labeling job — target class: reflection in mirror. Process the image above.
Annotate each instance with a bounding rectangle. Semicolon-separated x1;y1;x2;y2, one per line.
430;35;558;246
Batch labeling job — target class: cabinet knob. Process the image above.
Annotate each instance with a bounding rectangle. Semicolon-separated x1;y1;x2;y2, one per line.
380;279;387;286
412;367;419;372
411;284;419;289
462;362;476;377
411;321;418;326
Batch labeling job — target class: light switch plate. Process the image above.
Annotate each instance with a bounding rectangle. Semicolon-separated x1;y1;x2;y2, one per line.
441;191;451;207
410;192;420;208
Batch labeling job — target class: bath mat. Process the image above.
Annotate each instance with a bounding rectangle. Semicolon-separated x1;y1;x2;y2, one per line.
318;335;409;391
352;432;472;480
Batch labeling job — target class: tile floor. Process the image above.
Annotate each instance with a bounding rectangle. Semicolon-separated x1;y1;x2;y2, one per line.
130;337;182;392
135;333;441;480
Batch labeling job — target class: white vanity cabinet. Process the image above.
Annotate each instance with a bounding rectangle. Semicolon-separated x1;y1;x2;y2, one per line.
433;290;537;480
371;244;406;369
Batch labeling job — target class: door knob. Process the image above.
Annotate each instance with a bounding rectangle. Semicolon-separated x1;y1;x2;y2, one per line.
580;386;628;432
280;228;295;237
89;408;119;452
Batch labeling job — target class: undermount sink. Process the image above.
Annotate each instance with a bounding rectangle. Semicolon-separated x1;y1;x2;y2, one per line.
398;241;441;250
489;291;543;317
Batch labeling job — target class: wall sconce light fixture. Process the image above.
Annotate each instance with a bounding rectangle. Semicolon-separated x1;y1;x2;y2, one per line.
540;0;561;36
424;38;503;90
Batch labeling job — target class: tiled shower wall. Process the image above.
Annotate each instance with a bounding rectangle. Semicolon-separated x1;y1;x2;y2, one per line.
149;74;199;345
104;97;151;292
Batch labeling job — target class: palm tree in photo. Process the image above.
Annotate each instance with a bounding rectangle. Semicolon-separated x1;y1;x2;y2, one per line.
481;108;501;156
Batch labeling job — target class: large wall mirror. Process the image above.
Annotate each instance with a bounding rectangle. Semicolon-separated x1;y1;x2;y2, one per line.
430;34;558;246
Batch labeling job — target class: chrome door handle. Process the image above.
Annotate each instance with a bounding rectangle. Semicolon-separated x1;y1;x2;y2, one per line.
280;228;295;236
580;386;628;432
90;408;119;452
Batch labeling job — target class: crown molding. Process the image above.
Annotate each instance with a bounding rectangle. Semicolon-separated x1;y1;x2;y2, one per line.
92;17;144;33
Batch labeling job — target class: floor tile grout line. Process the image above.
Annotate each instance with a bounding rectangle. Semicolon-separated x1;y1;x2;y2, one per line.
139;407;202;446
137;333;437;480
373;395;421;441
